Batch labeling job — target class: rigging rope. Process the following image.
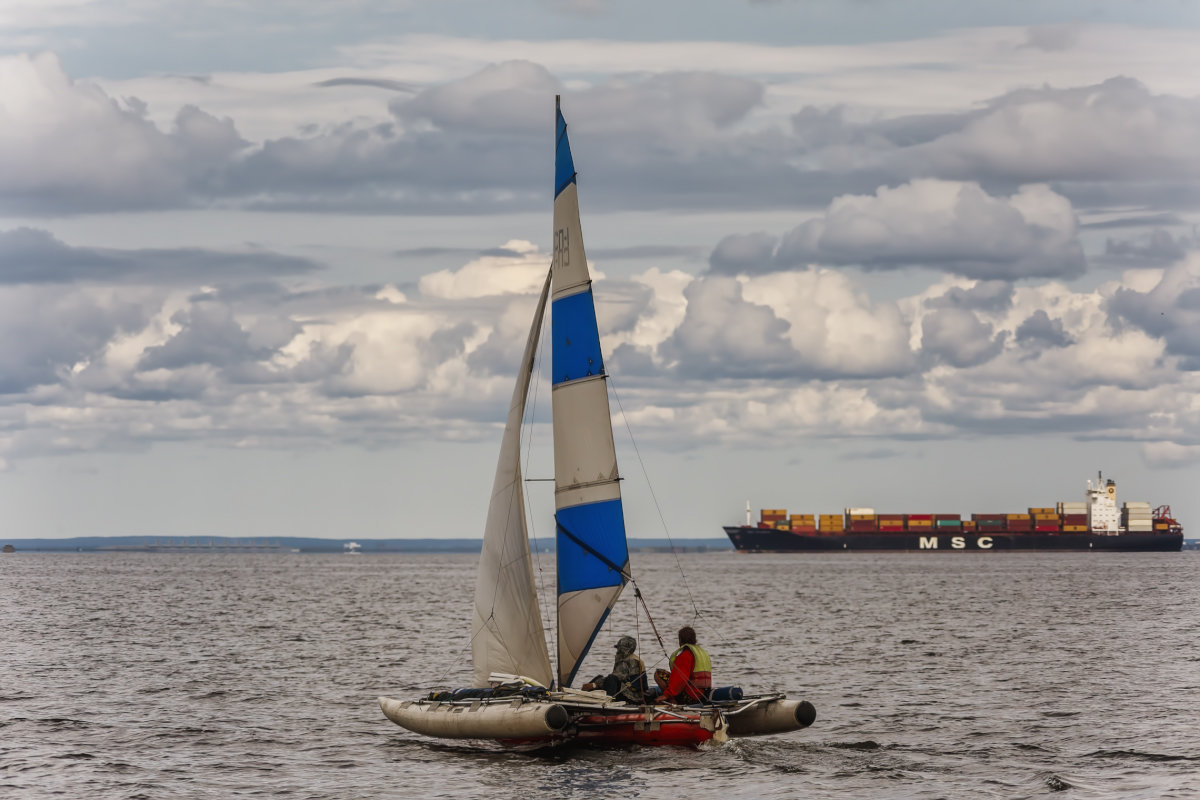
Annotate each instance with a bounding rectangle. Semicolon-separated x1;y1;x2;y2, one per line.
523;267;556;663
608;375;701;621
608;375;739;656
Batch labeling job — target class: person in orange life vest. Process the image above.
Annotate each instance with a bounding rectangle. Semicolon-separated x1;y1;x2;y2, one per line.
653;626;712;703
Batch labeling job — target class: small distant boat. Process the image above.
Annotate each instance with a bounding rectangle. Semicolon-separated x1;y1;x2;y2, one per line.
1;544;14;554
344;542;362;555
377;97;816;748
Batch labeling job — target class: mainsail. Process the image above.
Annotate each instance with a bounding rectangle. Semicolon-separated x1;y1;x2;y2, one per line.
470;270;554;688
551;97;630;687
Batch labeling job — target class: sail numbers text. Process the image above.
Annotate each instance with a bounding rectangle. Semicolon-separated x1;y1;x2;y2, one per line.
554;228;570;266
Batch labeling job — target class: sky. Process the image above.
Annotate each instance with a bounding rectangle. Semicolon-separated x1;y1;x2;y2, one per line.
2;0;1199;541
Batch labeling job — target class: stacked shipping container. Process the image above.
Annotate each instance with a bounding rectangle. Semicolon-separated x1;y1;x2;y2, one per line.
1123;502;1152;532
754;499;1169;536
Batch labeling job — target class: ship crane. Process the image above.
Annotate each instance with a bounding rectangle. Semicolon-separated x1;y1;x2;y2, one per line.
1154;505;1182;534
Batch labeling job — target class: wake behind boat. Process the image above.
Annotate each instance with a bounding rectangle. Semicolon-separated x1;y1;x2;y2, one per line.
377;97;816;748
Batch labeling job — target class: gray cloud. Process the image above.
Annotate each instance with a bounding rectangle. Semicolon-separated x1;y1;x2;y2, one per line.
709;232;777;273
658;273;915;381
591;244;706;261
1081;213;1185;230
1101;229;1192;267
0;285;154;394
791;105;965;151
926;280;1014;312
1018;24;1081;52
391;60;560;134
660;276;797;379
313;77;417;93
787;77;1200;213
1015;310;1073;349
1108;257;1200;367
0;227;323;285
0;54;247;215
921;307;1006;368
137;303;290;372
904;77;1200;186
7;52;1200;222
840;447;908;461
772;181;1086;280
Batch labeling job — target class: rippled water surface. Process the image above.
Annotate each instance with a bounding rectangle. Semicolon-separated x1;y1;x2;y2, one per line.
3;551;1197;799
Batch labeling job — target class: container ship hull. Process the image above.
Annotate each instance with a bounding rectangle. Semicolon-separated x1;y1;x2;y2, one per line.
724;527;1183;553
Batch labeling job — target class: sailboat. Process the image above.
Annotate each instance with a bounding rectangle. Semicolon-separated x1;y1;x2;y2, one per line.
377;97;816;747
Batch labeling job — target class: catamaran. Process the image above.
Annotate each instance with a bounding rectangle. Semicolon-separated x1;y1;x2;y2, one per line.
377;97;816;747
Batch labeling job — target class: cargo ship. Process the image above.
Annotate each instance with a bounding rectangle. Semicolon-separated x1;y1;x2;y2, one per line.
724;474;1183;552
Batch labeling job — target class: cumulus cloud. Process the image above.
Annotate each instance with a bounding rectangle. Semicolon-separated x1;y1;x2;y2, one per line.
787;77;1200;211
661;275;795;378
10;49;1197;221
1015;310;1073;349
925;280;1014;311
768;180;1085;280
2;237;1200;467
392;60;560;134
138;302;294;372
920;307;1006;368
708;232;777;273
662;269;915;380
1141;441;1200;468
418;240;549;299
1101;229;1192;267
1108;253;1200;368
0;284;155;394
0;53;246;214
905;77;1200;185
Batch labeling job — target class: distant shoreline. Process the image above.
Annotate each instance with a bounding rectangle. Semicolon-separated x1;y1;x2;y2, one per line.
0;535;733;554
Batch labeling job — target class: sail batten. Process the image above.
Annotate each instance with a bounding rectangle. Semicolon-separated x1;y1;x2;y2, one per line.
552;99;629;688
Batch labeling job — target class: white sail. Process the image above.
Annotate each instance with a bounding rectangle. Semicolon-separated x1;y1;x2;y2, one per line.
551;97;630;687
470;270;554;688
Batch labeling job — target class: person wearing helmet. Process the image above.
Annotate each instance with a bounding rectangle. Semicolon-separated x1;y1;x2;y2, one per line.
580;635;647;703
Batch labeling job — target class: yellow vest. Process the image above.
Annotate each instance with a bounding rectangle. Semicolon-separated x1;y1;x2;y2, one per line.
669;643;712;691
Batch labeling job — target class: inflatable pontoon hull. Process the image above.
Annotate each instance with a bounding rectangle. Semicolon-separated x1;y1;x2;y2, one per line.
379;693;816;746
378;696;570;741
724;697;817;738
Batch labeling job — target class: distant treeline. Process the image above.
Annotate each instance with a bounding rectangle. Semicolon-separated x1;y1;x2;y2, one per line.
1;535;732;553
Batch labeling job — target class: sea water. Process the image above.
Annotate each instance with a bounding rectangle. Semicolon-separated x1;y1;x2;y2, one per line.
3;551;1197;799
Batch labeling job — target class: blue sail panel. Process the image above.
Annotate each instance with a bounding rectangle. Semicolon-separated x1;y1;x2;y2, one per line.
551;290;605;384
556;499;629;594
555;106;576;198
